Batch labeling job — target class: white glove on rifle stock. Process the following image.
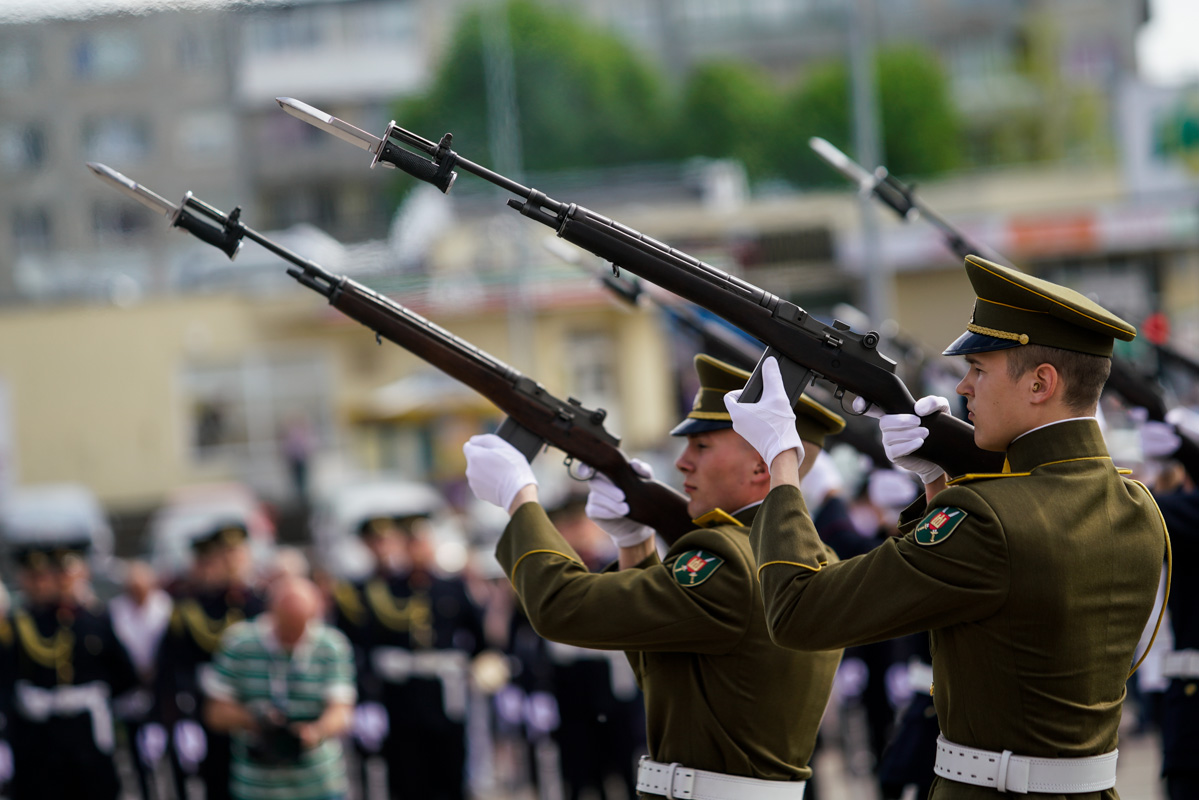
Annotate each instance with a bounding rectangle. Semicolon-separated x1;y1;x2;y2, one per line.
852;395;950;485
583;459;656;548
723;357;805;470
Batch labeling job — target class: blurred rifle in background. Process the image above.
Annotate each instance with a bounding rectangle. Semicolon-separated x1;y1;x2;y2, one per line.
550;240;892;469
277;98;1003;478
87;163;694;545
809;137;1199;472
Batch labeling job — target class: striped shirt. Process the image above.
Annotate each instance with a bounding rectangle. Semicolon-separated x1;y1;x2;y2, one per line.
204;616;356;800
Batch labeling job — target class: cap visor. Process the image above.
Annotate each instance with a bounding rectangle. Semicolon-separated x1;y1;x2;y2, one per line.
670;417;733;436
942;330;1023;356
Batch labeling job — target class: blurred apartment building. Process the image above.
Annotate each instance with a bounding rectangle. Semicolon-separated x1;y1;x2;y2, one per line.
2;0;1198;521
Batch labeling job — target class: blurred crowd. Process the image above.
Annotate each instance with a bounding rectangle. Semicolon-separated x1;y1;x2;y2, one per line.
0;390;1190;800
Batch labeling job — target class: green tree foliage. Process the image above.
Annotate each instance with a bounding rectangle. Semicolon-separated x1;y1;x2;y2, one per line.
774;46;962;186
398;0;670;175
674;60;779;179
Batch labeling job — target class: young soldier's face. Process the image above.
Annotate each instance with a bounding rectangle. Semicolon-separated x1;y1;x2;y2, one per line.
957;350;1028;451
675;428;766;518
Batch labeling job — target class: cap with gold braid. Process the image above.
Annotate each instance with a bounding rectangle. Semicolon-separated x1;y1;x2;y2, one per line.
671;354;846;447
943;255;1137;357
190;521;249;554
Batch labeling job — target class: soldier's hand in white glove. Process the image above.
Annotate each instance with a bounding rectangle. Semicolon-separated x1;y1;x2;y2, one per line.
1139;419;1182;460
852;395;950;485
584;460;655;548
723;357;805;470
463;433;538;512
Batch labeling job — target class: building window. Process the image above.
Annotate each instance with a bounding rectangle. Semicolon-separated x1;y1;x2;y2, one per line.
0;123;46;172
177;28;220;70
182;353;333;466
176;111;236;164
92;201;153;243
0;39;38;88
565;330;621;431
83;115;151;163
73;30;144;79
12;207;52;253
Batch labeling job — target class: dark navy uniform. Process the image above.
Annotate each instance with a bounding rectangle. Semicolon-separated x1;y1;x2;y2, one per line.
1150;489;1199;799
335;562;484;799
155;529;265;800
2;594;139;799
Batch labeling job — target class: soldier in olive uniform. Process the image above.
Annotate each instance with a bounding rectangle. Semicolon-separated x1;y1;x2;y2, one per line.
462;354;845;799
156;522;265;800
1;540;139;800
727;255;1168;798
333;513;485;800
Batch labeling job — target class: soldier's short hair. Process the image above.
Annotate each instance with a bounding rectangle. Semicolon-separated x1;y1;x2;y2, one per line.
1004;344;1111;412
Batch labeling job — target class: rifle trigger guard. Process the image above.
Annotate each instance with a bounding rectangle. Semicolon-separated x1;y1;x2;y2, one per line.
564;457;596;482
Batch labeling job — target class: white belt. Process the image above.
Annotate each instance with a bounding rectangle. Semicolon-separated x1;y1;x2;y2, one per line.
15;680;115;753
934;735;1117;794
371;647;469;720
1162;649;1199;679
636;757;805;800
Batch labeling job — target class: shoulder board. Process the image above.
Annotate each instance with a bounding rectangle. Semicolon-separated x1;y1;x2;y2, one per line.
946;471;1031;486
671;549;725;587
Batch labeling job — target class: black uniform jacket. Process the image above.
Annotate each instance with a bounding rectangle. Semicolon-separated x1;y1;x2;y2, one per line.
752;419;1167;799
498;501;842;783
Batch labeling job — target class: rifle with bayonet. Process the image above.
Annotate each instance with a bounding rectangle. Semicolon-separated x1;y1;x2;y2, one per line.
276;97;1003;477
808;138;1199;474
87;162;694;545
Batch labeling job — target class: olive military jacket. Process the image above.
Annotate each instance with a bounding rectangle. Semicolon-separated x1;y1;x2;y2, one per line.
497;501;842;783
752;419;1166;799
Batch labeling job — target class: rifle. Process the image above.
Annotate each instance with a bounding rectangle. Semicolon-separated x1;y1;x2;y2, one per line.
809;136;1011;266
87;162;694;545
808;139;1199;474
277;97;1003;478
553;241;894;469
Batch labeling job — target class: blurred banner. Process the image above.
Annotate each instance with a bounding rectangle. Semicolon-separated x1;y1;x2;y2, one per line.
1119;77;1199;196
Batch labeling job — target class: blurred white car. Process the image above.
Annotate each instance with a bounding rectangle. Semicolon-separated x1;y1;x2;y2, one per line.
309;477;467;580
0;482;114;583
144;482;276;581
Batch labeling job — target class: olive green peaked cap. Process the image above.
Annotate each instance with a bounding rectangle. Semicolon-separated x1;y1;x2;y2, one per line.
670;353;846;447
943;255;1137;357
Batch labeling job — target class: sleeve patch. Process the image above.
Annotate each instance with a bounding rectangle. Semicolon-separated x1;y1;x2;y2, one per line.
914;507;968;546
671;549;724;587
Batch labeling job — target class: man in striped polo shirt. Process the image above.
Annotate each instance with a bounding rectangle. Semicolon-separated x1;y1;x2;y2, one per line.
203;577;356;800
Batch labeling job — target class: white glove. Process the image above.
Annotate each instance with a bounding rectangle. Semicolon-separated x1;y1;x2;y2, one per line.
1140;419;1181;459
853;395;950;484
723;357;805;469
584;460;655;548
463;433;538;511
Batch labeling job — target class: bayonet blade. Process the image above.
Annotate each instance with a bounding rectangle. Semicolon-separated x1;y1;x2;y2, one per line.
276;97;382;154
87;162;178;217
808;137;875;192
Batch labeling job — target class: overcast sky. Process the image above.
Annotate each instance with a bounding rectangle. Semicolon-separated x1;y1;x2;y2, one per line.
2;0;1199;86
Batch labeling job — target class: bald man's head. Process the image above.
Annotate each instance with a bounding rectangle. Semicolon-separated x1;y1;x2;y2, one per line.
269;576;323;650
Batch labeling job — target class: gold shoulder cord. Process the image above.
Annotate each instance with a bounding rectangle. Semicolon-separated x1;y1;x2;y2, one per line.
1127;479;1173;680
334;583;366;627
366;579;433;647
181;600;244;653
14;610;75;683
